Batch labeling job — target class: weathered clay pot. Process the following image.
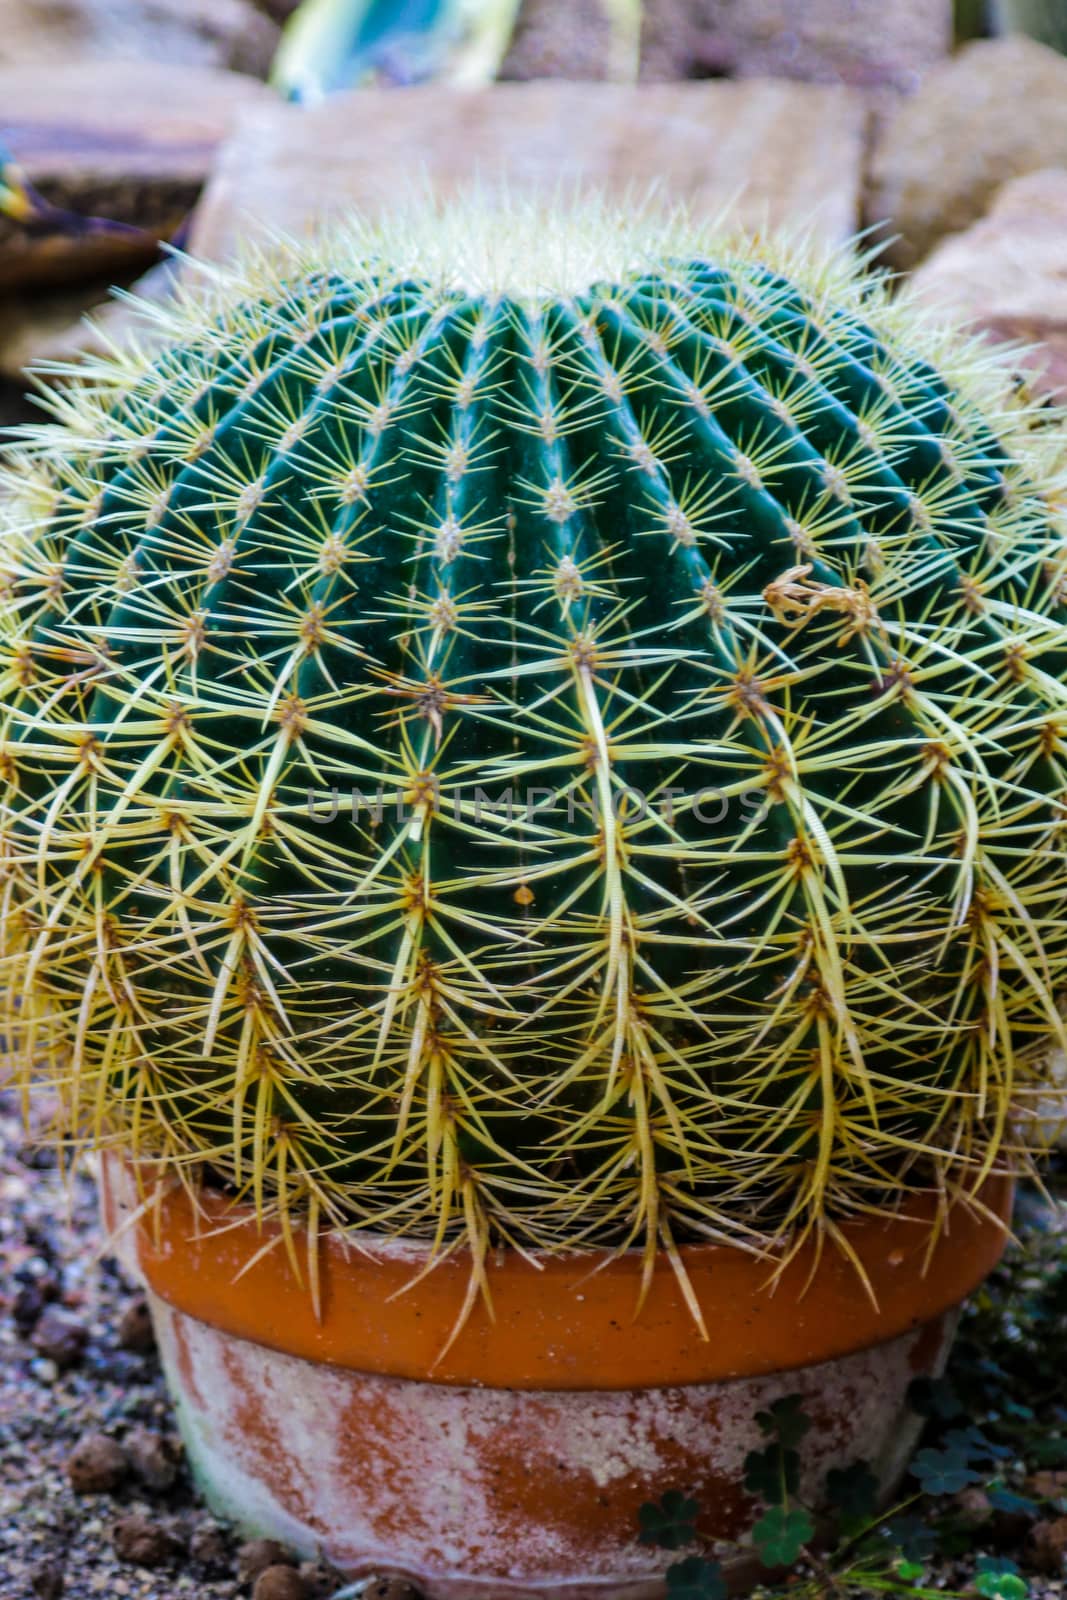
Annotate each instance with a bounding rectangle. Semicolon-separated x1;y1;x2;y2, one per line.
101;1161;1012;1600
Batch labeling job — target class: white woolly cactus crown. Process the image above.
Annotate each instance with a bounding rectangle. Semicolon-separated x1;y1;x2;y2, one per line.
3;197;1067;1294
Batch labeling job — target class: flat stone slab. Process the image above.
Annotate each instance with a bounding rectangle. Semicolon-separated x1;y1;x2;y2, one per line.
189;79;868;261
0;59;276;291
911;167;1067;404
867;36;1067;269
0;0;279;78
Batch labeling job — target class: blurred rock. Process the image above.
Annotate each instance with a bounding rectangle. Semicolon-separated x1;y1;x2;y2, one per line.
0;257;179;383
0;281;116;381
67;1431;129;1494
911;168;1067;403
640;0;951;88
12;1277;55;1334
238;1540;298;1583
0;0;279;78
1028;1469;1067;1500
500;0;620;80
0;59;276;291
189;1519;232;1575
190;80;867;260
32;1305;87;1368
30;1561;65;1600
124;1425;180;1492
116;1294;156;1354
1026;1515;1067;1575
298;1556;348;1598
112;1512;185;1569
867;36;1067;268
253;1568;309;1600
952;1486;994;1529
253;0;301;20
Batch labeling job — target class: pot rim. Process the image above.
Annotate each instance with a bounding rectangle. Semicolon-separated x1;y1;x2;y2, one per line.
100;1157;1012;1391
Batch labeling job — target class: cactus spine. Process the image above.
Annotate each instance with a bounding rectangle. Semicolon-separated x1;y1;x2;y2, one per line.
3;202;1067;1284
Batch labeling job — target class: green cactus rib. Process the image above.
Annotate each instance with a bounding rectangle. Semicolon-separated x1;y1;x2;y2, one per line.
3;207;1067;1280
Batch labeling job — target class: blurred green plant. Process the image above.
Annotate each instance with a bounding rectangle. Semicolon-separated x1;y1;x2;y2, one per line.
996;0;1067;52
954;0;989;42
271;0;522;98
271;0;644;100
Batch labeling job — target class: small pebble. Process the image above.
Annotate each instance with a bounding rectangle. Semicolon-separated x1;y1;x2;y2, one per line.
1027;1516;1067;1576
253;1566;309;1600
32;1304;88;1369
12;1280;50;1334
299;1556;348;1597
952;1486;993;1528
29;1355;58;1385
1029;1470;1067;1501
112;1511;185;1569
189;1517;231;1573
238;1539;299;1582
30;1559;65;1599
67;1431;129;1494
117;1295;156;1354
124;1424;179;1491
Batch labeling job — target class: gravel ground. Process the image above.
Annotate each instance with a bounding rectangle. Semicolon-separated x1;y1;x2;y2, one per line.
2;1080;1065;1600
0;1087;242;1600
0;1086;375;1600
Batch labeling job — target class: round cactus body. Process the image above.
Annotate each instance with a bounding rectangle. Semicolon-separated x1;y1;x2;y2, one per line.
3;204;1067;1270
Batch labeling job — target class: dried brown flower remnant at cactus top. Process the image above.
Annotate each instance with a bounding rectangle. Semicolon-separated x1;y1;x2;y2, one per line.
3;199;1067;1290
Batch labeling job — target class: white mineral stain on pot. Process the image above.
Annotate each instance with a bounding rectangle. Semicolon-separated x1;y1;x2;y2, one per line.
149;1295;956;1598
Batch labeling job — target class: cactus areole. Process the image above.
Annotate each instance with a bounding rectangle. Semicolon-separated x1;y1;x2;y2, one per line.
4;203;1067;1284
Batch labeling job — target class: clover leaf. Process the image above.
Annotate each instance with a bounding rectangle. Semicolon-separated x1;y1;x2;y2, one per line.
638;1489;700;1550
752;1505;815;1568
665;1555;728;1599
756;1394;812;1449
910;1445;985;1495
974;1556;1029;1600
744;1442;800;1505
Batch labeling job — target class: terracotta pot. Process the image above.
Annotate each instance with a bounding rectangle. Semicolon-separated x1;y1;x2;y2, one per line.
101;1161;1012;1600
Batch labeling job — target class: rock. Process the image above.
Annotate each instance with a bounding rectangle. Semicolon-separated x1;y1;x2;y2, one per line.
867;36;1067;269
1028;1469;1067;1501
298;1557;348;1598
952;1486;993;1529
641;0;951;90
32;1304;87;1368
238;1540;298;1583
67;1431;129;1494
190;80;867;261
0;255;182;382
30;1560;64;1600
112;1512;185;1569
253;0;301;19
123;1425;180;1492
253;1568;309;1600
500;0;621;80
0;59;276;292
116;1294;156;1354
0;0;280;78
361;1581;424;1600
11;1280;50;1334
910;168;1067;404
1026;1515;1067;1575
190;1520;232;1574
